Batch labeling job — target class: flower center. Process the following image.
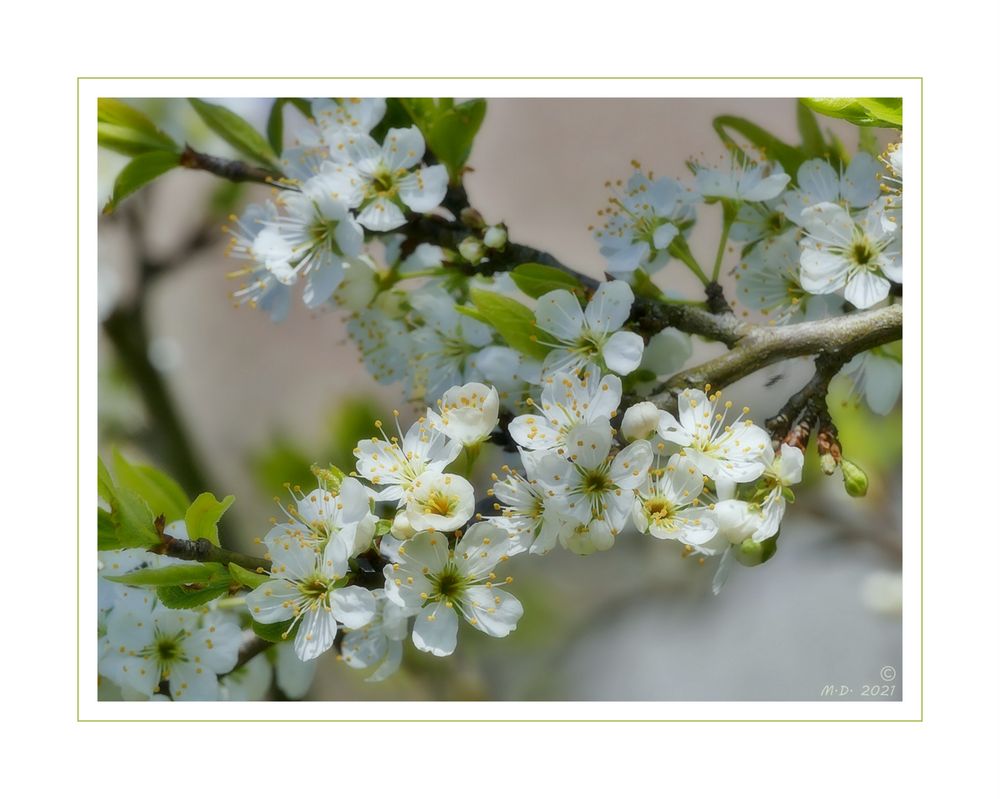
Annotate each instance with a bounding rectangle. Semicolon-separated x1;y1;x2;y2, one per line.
421;489;457;517
430;562;467;600
644;496;675;520
582;470;613;495
851;240;874;266
369;165;399;197
299;577;329;600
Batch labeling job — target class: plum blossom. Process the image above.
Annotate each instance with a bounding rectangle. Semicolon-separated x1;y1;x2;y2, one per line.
534;281;644;377
383;524;523;656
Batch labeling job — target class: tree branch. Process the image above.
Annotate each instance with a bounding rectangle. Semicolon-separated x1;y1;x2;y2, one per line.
154;531;271;573
648;304;903;412
179;145;284;186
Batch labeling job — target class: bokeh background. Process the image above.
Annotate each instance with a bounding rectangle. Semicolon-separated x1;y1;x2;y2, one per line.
98;97;902;701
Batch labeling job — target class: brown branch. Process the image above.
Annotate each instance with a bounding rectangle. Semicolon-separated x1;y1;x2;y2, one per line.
179;145;284;186
648;304;902;412
153;531;271;573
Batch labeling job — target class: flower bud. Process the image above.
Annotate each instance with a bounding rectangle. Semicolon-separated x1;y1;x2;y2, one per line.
390;512;417;541
621;401;662;441
819;452;838;476
734;534;778;567
841;458;869;497
458;236;486;264
483;224;507;250
460;207;485;229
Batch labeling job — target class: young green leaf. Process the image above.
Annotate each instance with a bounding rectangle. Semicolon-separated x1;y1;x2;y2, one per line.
98;456;115;505
102;151;180;214
97;99;177;156
229;562;270;590
111;448;189;524
468;288;553;361
98;508;118;551
252;619;289;643
425;99;487;182
511;263;583;299
795;102;826;158
112;485;161;548
189;98;279;168
156;582;231;609
800;98;902;129
454;304;491;325
106;562;228;586
184;492;235;547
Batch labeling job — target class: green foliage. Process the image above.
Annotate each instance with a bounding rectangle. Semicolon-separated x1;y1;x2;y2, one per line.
229;562;270;590
189;98;280;169
800;98;902;128
795;102;826;159
510;263;584;299
252;619;289;643
97;98;178;156
184;492;235;547
469;288;554;361
97;508;118;551
106;562;228;586
156;583;231;609
102;151;180;214
98;456;161;549
266;98;312;155
111;447;189;523
391;98;487;182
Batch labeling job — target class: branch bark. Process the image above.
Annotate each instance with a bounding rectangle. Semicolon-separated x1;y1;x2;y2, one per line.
648;304;903;412
179;145;284;185
154;530;271;573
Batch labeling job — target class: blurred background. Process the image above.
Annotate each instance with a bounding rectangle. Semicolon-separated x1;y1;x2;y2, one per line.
98;98;902;701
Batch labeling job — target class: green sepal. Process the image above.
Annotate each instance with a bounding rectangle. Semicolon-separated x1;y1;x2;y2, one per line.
252;619;290;644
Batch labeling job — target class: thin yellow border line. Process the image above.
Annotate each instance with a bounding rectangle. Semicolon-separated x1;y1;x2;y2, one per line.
80;77;921;722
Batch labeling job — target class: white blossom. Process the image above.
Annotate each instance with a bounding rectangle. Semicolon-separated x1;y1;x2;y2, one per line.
657;387;771;486
799;201;902;309
246;535;376;661
534;281;644;377
354;412;462;504
620;401;662;442
632;454;718;547
695;158;789;202
781;153;881;225
264;475;375;558
223;202;292;321
433;382;500;446
841;349;902;415
405;472;476;533
99;599;241;700
340;590;412;682
594;171;698;276
383;524;524;656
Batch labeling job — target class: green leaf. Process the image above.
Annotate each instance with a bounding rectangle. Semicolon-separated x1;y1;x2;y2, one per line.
112;448;189;523
800;98;902;129
795;102;826;158
712;115;805;176
102;151;180;214
184;492;235;548
454;304;491;325
252;619;289;643
97;99;177;156
189;98;279;168
106;562;228;586
510;263;584;299
97;508;118;551
229;562;270;590
264;98;311;156
113;486;160;548
857;126;880;157
424;99;487;182
468;289;553;361
156;582;231;609
98;457;115;505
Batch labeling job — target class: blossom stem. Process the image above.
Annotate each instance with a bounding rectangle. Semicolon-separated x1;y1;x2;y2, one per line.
154;531;271;573
710;204;736;283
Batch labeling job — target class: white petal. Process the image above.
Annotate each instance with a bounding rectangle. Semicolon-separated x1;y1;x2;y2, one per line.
535;289;584;341
842;153;881;207
382;126;425;171
863;355;902;415
294;607;338;661
412;601;458;656
602;331;644;375
357;199;406;232
796;159;838;206
245;580;298;624
584;280;634;333
800;247;849;294
331;586;377;628
460;586;523;637
743;172;790;202
610;439;653;490
800;202;855;247
844;270;890;309
399;165;448;212
303;262;344;308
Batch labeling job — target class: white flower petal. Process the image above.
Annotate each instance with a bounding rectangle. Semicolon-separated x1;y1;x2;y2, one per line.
412;601;458;656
